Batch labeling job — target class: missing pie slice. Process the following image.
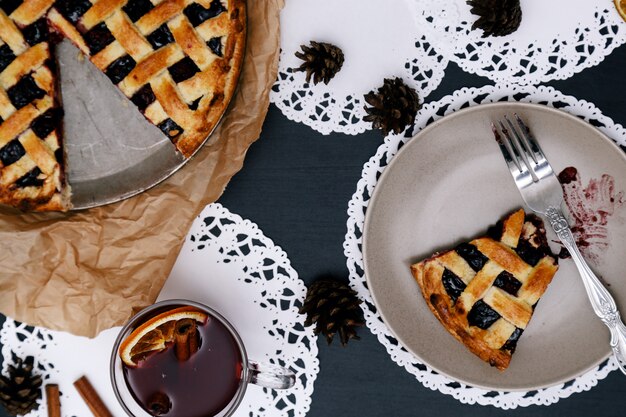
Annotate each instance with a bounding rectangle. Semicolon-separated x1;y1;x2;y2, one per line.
410;209;559;370
0;0;246;211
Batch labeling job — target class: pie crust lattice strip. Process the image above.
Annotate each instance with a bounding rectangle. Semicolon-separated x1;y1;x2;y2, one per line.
0;0;246;211
410;209;559;370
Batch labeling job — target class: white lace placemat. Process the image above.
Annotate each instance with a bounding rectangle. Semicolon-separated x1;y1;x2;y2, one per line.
271;0;448;135
0;203;319;417
414;0;626;86
344;84;626;409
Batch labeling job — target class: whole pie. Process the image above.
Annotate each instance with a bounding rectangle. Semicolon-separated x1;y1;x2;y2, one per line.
0;0;246;211
410;209;559;370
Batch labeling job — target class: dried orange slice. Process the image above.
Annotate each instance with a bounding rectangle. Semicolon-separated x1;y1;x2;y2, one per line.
119;306;208;367
616;0;626;21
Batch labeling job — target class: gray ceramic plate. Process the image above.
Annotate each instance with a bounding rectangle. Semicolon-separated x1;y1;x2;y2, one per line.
57;40;228;209
363;102;626;391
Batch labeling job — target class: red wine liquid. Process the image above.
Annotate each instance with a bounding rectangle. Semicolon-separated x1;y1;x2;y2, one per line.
124;317;243;417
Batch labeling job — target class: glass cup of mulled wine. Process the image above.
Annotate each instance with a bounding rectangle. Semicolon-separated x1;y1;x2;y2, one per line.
110;299;295;417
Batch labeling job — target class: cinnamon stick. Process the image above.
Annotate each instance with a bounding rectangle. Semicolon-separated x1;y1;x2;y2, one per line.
174;318;199;361
45;384;61;417
73;376;113;417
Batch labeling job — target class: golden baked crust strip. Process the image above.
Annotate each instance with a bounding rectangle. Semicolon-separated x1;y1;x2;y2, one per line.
483;287;532;329
472;238;532;278
136;0;187;35
0;12;28;54
151;74;195;130
120;43;183;92
10;0;55;26
0;89;16;120
170;15;215;70
518;257;558;305
435;251;476;284
47;8;89;53
456;261;502;311
11;0;54;26
0;43;48;89
107;11;153;60
0;101;48;146
81;0;128;30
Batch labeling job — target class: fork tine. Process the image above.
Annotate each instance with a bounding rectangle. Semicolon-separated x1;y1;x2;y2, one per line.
513;114;556;181
497;120;530;175
504;114;539;168
503;116;539;183
514;114;548;165
491;122;520;174
492;121;534;189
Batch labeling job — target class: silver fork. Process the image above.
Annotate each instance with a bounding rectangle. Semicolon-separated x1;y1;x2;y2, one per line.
492;114;626;374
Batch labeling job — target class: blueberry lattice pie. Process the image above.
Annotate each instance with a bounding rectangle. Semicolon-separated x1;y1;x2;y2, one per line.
0;0;246;211
410;209;559;370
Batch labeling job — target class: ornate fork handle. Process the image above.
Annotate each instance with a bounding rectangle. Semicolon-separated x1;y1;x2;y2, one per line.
546;207;626;374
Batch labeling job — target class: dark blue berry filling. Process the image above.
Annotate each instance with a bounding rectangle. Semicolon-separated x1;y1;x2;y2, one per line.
515;239;544;267
130;84;156;111
7;75;46;109
455;243;489;272
0;44;16;73
442;268;466;302
183;1;226;26
206;37;223;57
54;148;64;170
467;300;501;329
158;118;183;138
146;24;174;50
23;19;49;46
122;0;154;22
31;108;62;139
188;97;201;110
15;167;44;188
168;57;200;83
501;327;523;353
0;0;21;15
84;22;115;55
54;0;92;24
105;55;136;84
493;271;522;296
0;139;26;166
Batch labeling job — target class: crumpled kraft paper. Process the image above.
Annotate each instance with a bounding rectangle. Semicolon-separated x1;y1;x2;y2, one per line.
0;0;285;338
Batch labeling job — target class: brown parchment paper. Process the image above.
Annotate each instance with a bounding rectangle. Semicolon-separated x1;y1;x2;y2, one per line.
0;0;285;338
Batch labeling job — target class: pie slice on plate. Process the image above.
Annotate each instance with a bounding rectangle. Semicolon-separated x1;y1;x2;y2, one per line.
0;0;246;211
410;209;559;370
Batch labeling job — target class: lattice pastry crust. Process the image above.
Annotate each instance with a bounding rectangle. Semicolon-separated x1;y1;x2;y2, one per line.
411;209;559;370
0;0;246;211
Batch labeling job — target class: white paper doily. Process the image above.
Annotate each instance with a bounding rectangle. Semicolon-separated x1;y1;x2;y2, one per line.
414;0;626;86
0;203;319;417
271;0;448;135
344;84;626;409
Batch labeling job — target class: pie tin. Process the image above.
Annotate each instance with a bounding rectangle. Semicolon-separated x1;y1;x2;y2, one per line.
58;39;240;210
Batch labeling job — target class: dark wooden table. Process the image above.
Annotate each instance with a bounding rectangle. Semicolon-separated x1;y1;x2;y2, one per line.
2;44;626;417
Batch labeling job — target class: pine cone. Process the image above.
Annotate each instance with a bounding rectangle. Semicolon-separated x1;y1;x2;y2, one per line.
0;355;42;416
300;277;365;346
294;41;344;85
363;77;420;136
467;0;522;37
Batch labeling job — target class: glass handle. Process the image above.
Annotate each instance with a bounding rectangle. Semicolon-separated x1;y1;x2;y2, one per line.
248;361;296;389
